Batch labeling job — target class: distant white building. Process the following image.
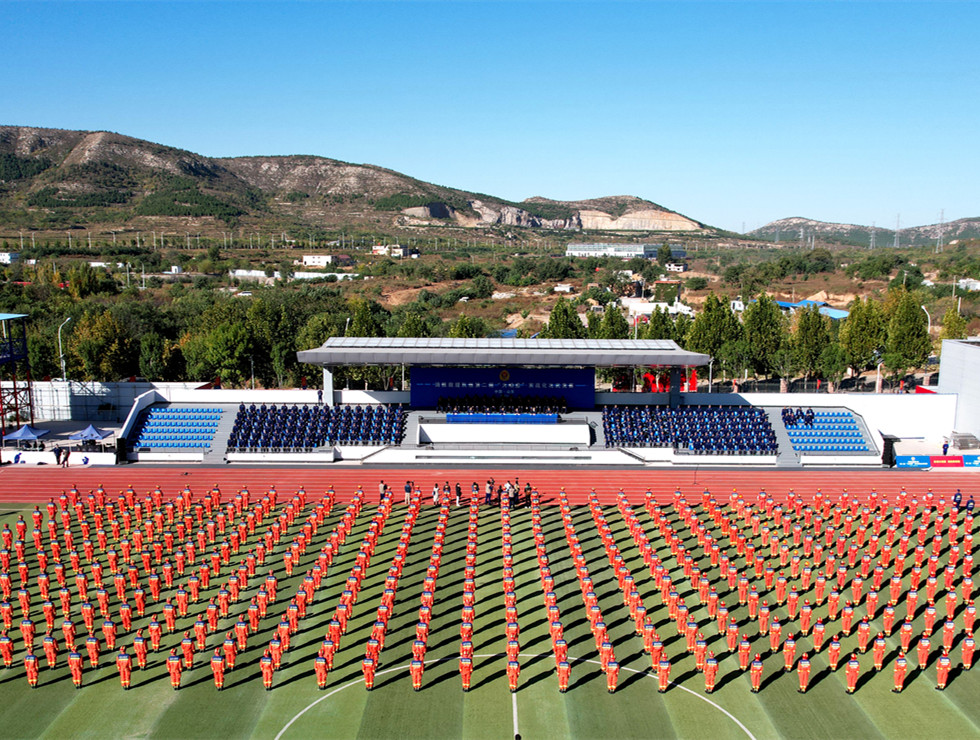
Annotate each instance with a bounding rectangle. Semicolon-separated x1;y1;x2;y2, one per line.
565;243;658;259
665;262;688;273
553;284;574;293
303;254;334;267
621;297;695;318
0;253;20;265
958;278;980;292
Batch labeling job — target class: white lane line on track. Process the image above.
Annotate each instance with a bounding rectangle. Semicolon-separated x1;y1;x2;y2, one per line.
512;689;520;738
275;653;756;740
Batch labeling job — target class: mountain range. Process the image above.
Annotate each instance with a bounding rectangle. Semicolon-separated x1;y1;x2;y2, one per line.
750;215;980;248
0;126;705;236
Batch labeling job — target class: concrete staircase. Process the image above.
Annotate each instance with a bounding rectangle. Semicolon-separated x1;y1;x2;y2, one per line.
762;407;802;468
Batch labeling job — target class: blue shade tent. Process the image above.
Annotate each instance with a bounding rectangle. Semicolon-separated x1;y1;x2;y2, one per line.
2;424;50;441
69;424;112;441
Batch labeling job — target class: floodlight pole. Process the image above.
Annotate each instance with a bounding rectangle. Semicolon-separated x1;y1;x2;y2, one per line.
58;317;72;380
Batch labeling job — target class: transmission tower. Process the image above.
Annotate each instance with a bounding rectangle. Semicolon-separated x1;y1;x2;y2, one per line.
870;221;876;249
893;215;900;248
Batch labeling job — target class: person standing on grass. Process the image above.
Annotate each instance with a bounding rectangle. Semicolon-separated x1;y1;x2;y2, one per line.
797;653;811;693
704;652;718;693
211;649;225;690
845;654;860;693
749;654;763;693
892;652;908;693
404;482;412;506
116;646;132;690
167;648;182;690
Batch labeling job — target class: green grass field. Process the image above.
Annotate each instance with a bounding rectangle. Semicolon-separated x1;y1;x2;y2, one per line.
0;488;978;740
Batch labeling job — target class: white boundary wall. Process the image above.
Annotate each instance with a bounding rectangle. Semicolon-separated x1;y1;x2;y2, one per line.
937;340;980;438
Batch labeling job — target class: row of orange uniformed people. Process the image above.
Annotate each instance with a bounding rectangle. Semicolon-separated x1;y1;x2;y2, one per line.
0;485;325;663
529;491;572;692
181;488;366;692
0;482;312;619
556;489;623;693
665;488;975;646
2;486;341;689
316;491;421;688
646;490;978;691
625;489;971;693
611;491;720;690
454;497;481;691
499;496;523;692
388;494;450;692
664;490;975;664
671;488;977;635
7;488;326;690
689;488;977;642
0;480;325;630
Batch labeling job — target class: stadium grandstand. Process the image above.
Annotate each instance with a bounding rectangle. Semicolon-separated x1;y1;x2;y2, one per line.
4;336;979;471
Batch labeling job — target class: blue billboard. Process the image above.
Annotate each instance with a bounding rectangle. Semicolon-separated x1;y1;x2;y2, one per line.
895;455;930;469
410;366;595;409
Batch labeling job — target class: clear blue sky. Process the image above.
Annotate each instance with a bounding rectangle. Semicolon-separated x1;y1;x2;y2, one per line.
2;1;977;233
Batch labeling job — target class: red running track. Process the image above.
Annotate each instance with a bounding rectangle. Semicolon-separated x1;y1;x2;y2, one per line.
1;466;978;505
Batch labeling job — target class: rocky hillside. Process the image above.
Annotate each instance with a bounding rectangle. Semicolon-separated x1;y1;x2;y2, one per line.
751;216;980;248
0;125;706;235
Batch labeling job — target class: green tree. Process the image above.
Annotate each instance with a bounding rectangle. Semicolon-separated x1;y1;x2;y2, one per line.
770;344;799;393
397;311;429;338
839;297;886;376
940;308;968;341
743;293;786;377
69;309;136;380
138;332;167;381
348;299;383;337
597;305;631;340
686;294;742;359
448;314;481;338
717;338;752;383
657;243;672;266
541;297;586;339
819;343;849;393
885;288;932;377
642;307;675;340
793;304;831;379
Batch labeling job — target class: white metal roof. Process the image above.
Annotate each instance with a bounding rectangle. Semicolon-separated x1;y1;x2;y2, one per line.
297;337;710;368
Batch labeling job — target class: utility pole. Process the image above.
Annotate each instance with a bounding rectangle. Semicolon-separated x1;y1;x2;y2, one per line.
893;215;900;248
870;222;876;249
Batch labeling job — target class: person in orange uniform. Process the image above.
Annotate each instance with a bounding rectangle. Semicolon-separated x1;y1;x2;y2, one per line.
797;653;811;693
314;654;329;689
459;656;473;691
704;651;719;693
507;660;520;692
962;633;975;670
116;646;132;690
24;652;39;688
410;659;424;691
167;648;182;690
892;652;908;693
657;654;671;693
211;649;225;690
68;649;84;688
606;660;619;693
260;649;274;690
0;630;13;667
749;654;764;693
872;633;887;671
845;654;860;693
361;657;377;690
936;649;952;690
557;660;571;693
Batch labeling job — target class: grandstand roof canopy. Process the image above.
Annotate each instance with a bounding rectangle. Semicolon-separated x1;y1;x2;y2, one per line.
298;337;710;368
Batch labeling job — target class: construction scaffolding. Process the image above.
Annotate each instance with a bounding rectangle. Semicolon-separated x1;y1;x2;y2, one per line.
0;313;34;434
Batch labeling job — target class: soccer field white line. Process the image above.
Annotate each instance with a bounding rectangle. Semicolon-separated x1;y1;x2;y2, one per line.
275;653;757;740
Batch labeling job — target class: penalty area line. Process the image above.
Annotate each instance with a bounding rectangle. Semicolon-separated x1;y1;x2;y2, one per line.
275;652;756;740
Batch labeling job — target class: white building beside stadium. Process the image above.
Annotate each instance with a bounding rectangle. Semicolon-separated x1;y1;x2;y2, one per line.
565;243;659;259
